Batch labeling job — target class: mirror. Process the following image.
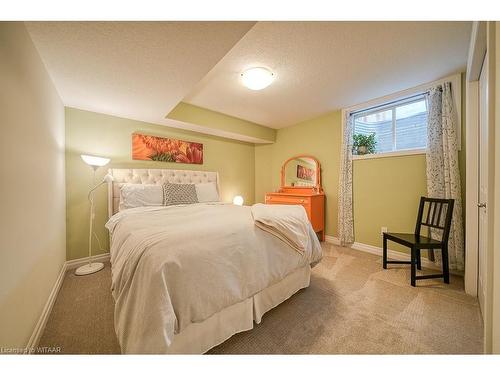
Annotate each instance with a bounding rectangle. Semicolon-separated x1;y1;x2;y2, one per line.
281;155;321;189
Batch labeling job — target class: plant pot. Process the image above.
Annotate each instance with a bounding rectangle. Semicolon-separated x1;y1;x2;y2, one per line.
357;146;368;155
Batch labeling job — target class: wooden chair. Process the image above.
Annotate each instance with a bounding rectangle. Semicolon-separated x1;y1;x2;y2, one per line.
382;197;455;287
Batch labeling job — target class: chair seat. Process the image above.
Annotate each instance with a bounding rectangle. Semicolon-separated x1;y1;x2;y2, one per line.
384;232;443;249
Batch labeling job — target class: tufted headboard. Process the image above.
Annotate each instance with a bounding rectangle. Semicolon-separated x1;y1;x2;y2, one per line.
107;168;220;218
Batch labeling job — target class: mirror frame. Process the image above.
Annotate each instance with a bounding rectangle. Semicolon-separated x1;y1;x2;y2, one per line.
280;154;322;190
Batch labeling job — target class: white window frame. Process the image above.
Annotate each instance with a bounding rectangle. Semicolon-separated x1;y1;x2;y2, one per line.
343;73;462;160
353;95;428;157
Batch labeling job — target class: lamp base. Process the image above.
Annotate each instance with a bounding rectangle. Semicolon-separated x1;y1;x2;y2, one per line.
75;262;104;276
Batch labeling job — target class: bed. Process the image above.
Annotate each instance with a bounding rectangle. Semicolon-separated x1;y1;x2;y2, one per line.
106;168;322;354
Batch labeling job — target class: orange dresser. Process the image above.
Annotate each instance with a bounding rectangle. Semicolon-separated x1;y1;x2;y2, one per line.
265;187;325;241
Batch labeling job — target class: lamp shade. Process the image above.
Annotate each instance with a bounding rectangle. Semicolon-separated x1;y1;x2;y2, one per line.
81;154;110;167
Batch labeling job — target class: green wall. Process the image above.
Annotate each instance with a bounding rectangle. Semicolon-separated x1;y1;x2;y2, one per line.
352;155;427;252
255;111;342;238
67;75;467;260
167;102;276;143
65;107;255;260
353;74;466;252
255;84;466;254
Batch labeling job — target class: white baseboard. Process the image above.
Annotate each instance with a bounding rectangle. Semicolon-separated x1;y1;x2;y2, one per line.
25;252;110;352
65;252;111;270
324;236;464;274
324;235;340;245
350;241;441;271
25;261;67;353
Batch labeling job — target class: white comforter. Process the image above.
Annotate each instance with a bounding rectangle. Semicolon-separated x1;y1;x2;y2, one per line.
106;203;322;353
251;203;312;254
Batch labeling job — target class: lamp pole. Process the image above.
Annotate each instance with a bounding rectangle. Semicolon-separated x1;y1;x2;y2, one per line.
76;155;112;276
87;166;97;267
75;166;107;276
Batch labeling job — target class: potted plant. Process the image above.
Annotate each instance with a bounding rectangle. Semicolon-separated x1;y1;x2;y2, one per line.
353;133;377;155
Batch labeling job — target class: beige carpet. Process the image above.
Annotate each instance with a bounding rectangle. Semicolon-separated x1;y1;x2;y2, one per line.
38;243;483;354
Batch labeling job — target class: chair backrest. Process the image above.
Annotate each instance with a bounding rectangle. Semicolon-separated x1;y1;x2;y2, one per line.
414;196;455;244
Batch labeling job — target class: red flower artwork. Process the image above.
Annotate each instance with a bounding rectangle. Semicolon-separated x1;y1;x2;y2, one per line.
132;133;203;164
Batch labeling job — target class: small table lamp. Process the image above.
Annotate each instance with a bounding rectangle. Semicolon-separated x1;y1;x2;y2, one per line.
233;195;244;206
76;154;113;276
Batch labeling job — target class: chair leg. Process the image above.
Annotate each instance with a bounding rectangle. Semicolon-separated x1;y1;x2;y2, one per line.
442;244;450;284
416;249;422;270
410;247;416;287
383;235;387;269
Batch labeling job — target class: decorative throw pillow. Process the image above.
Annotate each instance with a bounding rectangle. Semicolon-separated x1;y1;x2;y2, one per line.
195;182;220;203
162;182;199;206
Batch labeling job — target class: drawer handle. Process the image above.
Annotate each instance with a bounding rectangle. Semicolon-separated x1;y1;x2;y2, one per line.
300;199;305;203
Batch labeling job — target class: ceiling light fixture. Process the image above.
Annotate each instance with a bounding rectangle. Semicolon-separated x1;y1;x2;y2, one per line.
240;67;274;91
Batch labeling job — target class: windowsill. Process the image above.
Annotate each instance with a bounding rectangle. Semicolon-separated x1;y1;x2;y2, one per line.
352;148;426;160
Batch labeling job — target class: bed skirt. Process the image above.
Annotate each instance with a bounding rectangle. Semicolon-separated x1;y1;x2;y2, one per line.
158;265;311;354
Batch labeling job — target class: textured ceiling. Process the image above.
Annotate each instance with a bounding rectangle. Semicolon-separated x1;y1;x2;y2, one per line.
25;21;255;126
26;21;472;133
184;21;472;128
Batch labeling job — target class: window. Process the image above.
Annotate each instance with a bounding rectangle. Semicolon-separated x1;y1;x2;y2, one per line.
353;95;428;155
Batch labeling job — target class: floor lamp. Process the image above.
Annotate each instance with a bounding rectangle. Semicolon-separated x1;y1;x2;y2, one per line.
75;154;114;276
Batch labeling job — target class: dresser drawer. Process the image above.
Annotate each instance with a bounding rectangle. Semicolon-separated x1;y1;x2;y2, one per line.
265;195;310;205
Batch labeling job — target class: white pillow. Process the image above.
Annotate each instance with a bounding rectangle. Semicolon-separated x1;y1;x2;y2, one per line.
195;182;220;203
119;184;163;211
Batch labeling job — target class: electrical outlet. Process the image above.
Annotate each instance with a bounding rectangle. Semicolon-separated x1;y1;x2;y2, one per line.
381;227;388;234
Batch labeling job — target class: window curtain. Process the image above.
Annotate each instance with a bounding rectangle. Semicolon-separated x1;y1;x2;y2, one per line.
338;112;354;245
426;82;464;271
